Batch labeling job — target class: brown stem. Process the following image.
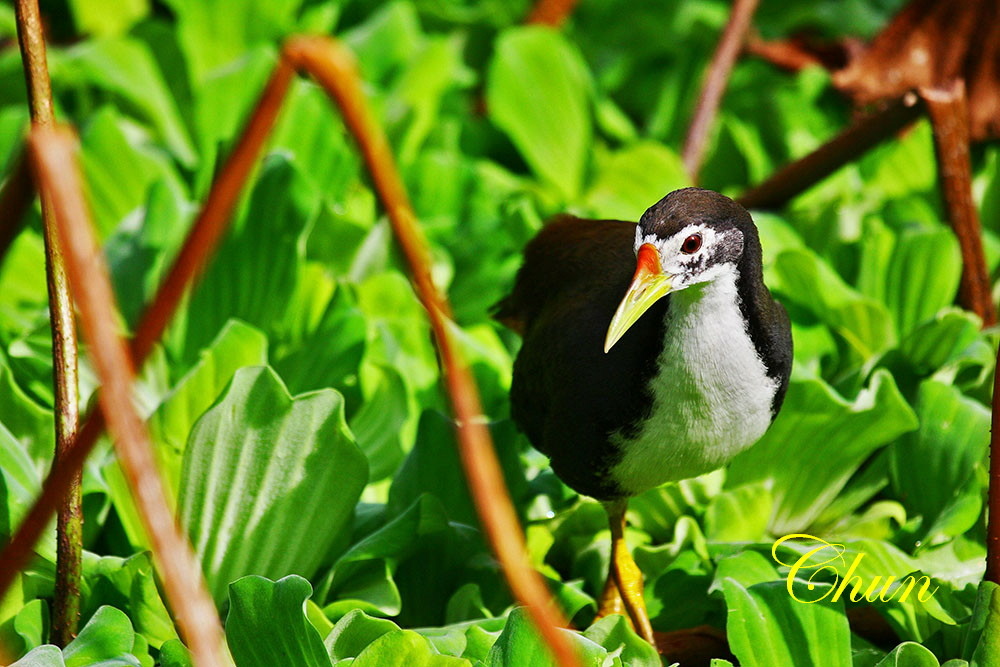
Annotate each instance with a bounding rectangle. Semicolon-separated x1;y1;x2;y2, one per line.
284;36;580;666
0;56;294;610
28;126;227;667
682;0;760;182
14;0;53;123
0;147;35;264
15;0;81;645
737;93;923;210
920;81;997;327
525;0;580;26
988;338;1000;584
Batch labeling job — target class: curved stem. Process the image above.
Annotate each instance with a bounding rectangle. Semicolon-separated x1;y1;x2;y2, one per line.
284;36;581;667
682;0;760;182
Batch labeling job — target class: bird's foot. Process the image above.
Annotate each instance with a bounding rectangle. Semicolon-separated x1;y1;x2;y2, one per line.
610;537;655;644
595;572;626;619
603;499;655;644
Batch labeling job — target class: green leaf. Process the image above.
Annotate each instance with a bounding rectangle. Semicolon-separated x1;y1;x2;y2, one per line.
272;285;367;399
106;320;267;549
889;381;989;538
581;614;660;667
177;156;318;362
873;642;940;667
388;411;528;527
352;629;469;667
157;640;193;667
226;575;331;667
179;366;368;602
703;482;772;542
62;607;140;667
148;320;268;483
772;248;896;359
883;228;962;337
348;365;410;481
486;607;606;667
77;106;188;239
773;536;957;642
9;645;66;667
161;0;303;86
80;553;177;649
67;0;149;37
709;550;780;594
487;26;592;200
583;141;689;220
969;581;1000;666
729;370;918;533
899;309;982;373
722;580;851;667
414;617;506;660
56;38;197;166
105;180;191;330
859;120;936;198
325;609;400;661
12;599;49;655
323;494;462;619
0;356;54;463
0;423;44;552
0;230;48;336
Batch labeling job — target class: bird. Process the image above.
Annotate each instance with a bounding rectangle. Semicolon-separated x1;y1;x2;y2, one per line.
494;187;792;643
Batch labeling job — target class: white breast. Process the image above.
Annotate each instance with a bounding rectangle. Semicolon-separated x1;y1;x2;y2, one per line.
611;266;777;495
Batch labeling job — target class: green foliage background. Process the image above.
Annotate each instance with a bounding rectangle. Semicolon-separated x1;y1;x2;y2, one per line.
1;0;1000;665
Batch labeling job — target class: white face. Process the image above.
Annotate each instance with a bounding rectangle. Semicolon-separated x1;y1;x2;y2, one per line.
634;224;744;290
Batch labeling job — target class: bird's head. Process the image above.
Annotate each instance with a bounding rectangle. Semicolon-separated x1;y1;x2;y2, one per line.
604;188;753;353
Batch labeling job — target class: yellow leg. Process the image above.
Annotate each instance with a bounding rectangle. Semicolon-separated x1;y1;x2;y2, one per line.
595;568;625;619
603;499;655;644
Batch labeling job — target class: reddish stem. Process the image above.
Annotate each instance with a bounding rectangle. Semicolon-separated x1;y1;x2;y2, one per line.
738;94;923;209
28;126;227;667
0;56;294;607
920;81;997;326
284;36;580;666
682;0;761;182
525;0;580;26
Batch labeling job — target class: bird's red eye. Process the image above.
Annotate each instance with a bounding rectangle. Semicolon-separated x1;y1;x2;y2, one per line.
681;234;702;254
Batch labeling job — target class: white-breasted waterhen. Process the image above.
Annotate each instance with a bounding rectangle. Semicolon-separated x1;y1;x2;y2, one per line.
495;188;792;643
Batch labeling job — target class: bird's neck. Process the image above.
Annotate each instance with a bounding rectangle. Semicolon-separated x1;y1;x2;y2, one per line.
667;265;744;326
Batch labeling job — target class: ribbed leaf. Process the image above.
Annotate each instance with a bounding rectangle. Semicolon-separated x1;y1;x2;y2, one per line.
722;580;851;667
56;38;196;166
226;575;331;667
9;645;65;667
773;248;895;359
729;370;918;533
106;320;267;547
162;0;303;86
179;366;368;603
884;228;962;337
177;156;317;362
889;381;989;538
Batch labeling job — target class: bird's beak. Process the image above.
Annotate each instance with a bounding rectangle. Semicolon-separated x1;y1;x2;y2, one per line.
604;243;673;353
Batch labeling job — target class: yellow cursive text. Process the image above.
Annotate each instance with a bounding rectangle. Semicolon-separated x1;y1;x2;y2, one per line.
771;534;938;604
